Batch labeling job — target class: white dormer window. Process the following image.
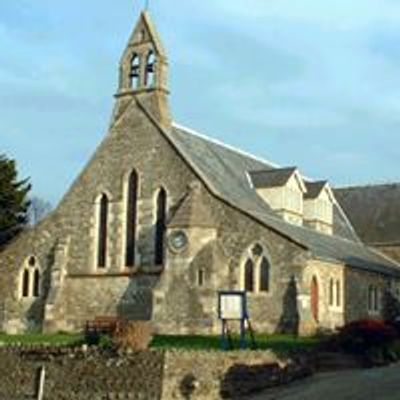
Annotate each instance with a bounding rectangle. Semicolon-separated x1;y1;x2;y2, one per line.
249;167;307;226
304;181;335;235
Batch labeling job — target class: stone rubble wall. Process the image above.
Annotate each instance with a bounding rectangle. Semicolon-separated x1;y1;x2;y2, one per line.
0;347;311;400
161;350;311;400
0;347;164;400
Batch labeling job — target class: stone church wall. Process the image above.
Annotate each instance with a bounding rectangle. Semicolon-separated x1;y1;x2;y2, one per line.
1;93;389;336
212;201;309;335
302;260;345;333
44;100;202;332
344;267;389;323
0;216;61;333
153;185;311;335
1;11;398;338
0;97;315;335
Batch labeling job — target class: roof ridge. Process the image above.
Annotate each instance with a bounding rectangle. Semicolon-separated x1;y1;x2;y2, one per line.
335;182;400;190
173;123;325;182
250;166;297;174
306;180;328;186
367;245;400;268
172;122;280;169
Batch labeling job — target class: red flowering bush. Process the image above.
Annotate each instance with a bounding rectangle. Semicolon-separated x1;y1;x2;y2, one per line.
336;319;397;354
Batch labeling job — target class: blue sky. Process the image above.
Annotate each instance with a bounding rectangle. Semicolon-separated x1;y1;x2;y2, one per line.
1;1;400;204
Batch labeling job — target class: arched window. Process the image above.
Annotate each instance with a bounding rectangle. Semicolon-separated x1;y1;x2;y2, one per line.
130;53;140;89
28;256;36;267
33;269;40;298
242;244;271;293
21;256;41;299
125;170;138;267
244;259;254;292
154;188;167;265
198;269;205;287
368;285;380;312
336;280;341;307
329;278;334;306
368;285;374;311
259;257;270;292
145;50;156;87
22;269;30;298
97;194;109;268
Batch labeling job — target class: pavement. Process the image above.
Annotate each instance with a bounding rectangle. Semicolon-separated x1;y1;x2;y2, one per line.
249;364;400;400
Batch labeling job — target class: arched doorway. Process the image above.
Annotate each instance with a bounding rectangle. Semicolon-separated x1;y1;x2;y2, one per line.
311;276;319;322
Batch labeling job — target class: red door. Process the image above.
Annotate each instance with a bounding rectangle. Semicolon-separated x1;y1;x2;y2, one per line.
311;276;319;322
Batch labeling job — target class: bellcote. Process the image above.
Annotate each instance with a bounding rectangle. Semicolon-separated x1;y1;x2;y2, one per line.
118;11;169;95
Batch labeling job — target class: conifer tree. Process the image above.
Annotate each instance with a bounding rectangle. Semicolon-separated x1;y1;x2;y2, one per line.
0;154;31;247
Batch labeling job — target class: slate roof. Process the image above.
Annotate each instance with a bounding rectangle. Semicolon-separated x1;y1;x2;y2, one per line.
249;168;297;189
335;184;400;245
165;123;400;276
304;181;328;200
169;183;215;229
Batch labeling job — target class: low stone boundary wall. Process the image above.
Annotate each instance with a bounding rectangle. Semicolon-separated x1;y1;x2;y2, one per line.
0;346;311;399
161;350;312;399
0;346;164;400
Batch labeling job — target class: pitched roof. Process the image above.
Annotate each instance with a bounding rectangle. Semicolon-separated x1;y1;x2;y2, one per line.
124;11;167;59
335;184;400;245
164;123;400;276
304;181;328;200
249;168;297;189
169;183;215;229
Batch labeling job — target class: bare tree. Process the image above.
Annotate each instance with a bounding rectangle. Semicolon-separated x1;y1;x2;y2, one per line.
28;196;52;226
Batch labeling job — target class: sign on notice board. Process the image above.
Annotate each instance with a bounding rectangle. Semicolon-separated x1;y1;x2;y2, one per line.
218;291;247;321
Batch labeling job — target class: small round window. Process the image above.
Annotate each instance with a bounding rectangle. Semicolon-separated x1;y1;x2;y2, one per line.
169;230;188;252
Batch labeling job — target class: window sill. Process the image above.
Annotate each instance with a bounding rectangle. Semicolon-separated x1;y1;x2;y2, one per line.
19;297;40;302
246;291;272;297
68;265;164;278
68;272;133;278
328;306;343;313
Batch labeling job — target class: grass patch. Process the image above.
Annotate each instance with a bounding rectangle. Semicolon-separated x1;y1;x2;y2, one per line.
0;333;319;354
151;334;319;354
0;333;83;346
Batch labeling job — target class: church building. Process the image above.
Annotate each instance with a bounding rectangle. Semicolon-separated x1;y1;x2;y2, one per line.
1;12;400;335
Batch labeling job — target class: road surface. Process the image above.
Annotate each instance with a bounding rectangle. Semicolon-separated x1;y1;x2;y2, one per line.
250;364;400;400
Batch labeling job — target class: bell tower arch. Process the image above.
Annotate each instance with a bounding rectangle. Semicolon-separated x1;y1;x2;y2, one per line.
115;11;171;128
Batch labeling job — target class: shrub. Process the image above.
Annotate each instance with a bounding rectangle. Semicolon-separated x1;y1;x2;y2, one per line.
336;319;397;354
98;334;114;351
85;330;101;346
113;321;153;351
382;290;400;325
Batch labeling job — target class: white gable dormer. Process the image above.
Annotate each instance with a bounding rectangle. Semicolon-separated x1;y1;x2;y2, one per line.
250;167;307;226
304;181;334;235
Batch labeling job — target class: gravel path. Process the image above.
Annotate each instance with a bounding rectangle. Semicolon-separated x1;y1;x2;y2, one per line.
250;364;400;400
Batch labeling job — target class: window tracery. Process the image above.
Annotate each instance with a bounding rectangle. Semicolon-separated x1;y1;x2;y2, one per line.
242;244;271;293
20;256;41;299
